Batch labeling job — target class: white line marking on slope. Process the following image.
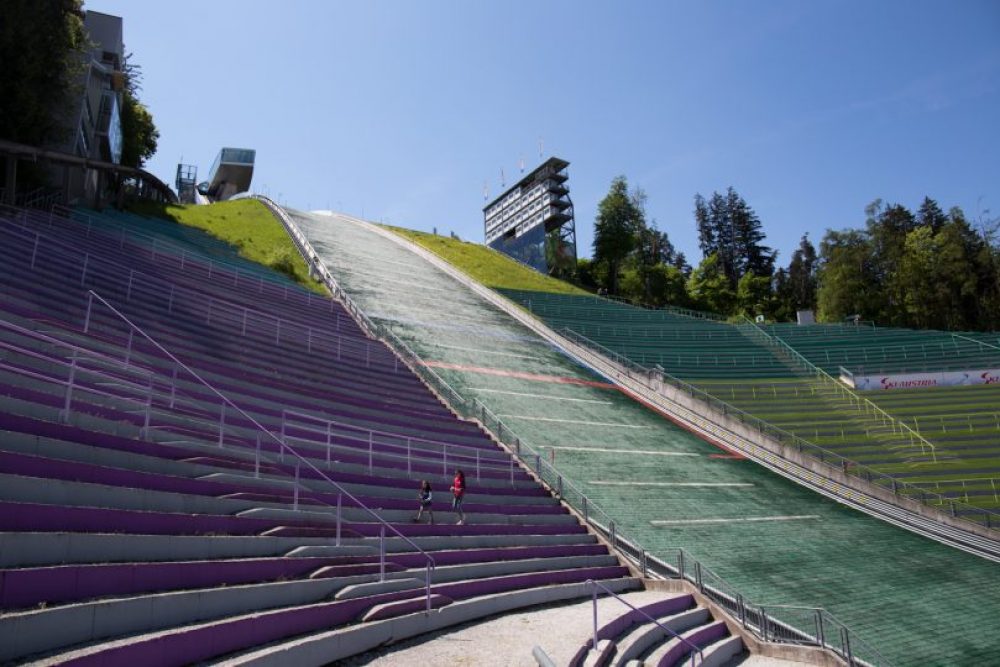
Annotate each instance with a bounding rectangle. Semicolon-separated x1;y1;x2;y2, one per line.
650;515;821;526
548;446;698;456
497;416;649;428
468;387;612;404
589;481;754;487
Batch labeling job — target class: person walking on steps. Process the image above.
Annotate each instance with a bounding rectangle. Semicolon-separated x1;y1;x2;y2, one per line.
414;480;434;524
450;469;466;525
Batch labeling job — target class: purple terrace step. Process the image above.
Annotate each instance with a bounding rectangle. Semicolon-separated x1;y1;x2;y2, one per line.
0;555;388;611
0;501;586;539
0;413;543;497
54;566;631;666
0;451;553;517
0;289;446;419
657;621;729;667
569;594;696;667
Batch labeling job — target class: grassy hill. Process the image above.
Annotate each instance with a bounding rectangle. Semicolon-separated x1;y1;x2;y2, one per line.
384;225;588;296
129;199;324;294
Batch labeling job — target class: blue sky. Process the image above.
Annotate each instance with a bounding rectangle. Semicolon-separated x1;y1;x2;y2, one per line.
92;0;1000;265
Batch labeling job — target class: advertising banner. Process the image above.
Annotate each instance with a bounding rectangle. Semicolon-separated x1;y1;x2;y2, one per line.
849;368;1000;391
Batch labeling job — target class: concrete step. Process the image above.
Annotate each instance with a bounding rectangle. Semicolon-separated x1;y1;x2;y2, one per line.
614;608;710;665
215;578;642;666
335;577;426;600
698;635;744;667
360;593;453;622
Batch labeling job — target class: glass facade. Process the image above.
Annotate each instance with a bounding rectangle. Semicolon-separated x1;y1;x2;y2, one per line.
489;224;576;276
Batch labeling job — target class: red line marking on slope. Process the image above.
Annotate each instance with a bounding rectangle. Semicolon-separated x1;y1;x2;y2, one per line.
422;361;618;389
613;386;747;459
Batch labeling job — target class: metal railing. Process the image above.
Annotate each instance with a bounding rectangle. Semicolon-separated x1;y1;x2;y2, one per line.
83;290;437;611
279;408;515;483
586;579;703;666
740;318;939;462
561;325;1000;533
253;203;894;663
0;211;390;369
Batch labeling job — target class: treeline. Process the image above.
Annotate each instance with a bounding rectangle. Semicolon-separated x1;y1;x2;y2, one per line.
578;176;1000;332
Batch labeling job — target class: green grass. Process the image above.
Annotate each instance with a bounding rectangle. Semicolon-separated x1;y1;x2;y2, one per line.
128;199;325;294
384;225;589;296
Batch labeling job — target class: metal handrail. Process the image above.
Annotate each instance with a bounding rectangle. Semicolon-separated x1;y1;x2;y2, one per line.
562;325;1000;531
85;290;437;610
0;215;387;367
261;206;893;663
741;318;939;462
951;332;1000;353
586;579;703;666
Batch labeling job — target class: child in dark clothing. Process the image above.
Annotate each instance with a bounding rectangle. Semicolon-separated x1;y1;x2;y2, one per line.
414;480;434;524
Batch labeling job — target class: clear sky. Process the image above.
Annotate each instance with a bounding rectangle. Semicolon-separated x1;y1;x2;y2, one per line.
91;0;1000;265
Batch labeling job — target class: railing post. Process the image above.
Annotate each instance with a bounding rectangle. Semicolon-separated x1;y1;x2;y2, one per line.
426;563;433;613
83;291;94;333
61;350;78;423
379;525;386;581
609;520;616;550
591;584;599;653
737;594;747;627
582;496;588;524
217;401;225;447
841;626;853;665
695;561;704;592
142;379;152;438
280;414;287;462
336;493;342;546
126;269;134;301
761;608;770;641
79;253;89;286
641;550;648;577
326;422;332;467
815;610;825;648
678;550;685;580
30;232;40;269
254;434;261;478
535;454;541;473
557;475;563;498
293;461;300;510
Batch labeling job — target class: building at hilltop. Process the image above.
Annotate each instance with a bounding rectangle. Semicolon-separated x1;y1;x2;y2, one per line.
483;157;576;276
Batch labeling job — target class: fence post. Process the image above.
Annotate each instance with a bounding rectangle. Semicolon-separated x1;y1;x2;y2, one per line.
815;610;825;648
678;550;685;580
737;594;747;628
695;561;704;593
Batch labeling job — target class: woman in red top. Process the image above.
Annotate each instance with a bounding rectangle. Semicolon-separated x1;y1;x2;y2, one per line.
450;469;466;525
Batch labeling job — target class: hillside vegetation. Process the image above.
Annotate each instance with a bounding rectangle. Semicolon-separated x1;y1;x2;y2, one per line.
385;226;588;296
129;199;325;294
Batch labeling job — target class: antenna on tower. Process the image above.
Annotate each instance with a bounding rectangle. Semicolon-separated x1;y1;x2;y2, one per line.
538;137;544;159
519;156;525;174
483;181;489;201
500;167;505;188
